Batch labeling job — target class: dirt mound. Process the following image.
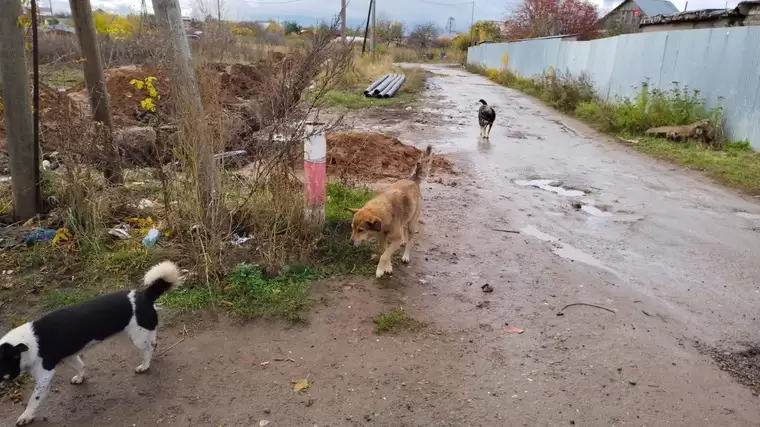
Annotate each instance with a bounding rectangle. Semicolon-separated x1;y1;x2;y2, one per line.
326;131;454;182
209;63;273;104
103;66;171;127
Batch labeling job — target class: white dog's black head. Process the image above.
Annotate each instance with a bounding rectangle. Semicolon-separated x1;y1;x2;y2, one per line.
0;342;27;381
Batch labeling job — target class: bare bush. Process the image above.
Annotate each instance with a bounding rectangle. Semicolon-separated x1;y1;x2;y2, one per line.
32;19;353;276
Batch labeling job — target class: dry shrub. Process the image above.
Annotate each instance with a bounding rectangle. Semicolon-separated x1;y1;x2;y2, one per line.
28;20;354;276
37;32;79;64
162;19;354;273
338;54;395;89
99;34;167;68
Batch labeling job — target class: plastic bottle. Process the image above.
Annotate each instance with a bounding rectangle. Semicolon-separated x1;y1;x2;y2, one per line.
142;228;160;247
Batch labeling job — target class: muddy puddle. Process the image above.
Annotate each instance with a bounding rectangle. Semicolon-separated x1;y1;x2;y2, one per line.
520;225;619;276
735;211;760;220
514;179;585;197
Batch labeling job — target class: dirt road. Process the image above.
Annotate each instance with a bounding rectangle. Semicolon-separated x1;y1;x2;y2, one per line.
4;64;760;426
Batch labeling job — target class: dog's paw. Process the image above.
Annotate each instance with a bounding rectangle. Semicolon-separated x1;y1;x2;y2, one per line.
134;364;150;374
401;254;411;264
16;412;35;426
70;375;85;385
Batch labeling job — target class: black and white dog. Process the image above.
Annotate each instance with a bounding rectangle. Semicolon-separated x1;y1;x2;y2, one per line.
0;260;182;426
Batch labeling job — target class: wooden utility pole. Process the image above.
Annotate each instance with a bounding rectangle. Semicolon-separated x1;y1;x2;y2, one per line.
361;0;371;55
370;0;376;59
152;0;215;219
0;0;42;221
70;0;122;183
340;0;346;41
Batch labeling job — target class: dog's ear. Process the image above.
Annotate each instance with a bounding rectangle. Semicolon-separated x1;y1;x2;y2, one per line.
344;207;359;214
362;218;383;232
14;344;28;353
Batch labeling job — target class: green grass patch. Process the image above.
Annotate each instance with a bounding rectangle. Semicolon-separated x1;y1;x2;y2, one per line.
324;65;428;109
468;64;760;193
0;182;378;324
322;90;416;109
162;182;376;321
374;308;420;334
41;65;84;89
159;182;376;321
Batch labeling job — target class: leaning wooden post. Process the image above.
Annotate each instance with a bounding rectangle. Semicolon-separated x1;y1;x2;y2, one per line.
0;0;42;221
303;122;326;227
69;0;122;183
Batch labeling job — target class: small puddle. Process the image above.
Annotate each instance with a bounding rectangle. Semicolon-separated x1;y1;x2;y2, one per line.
735;211;760;220
581;204;613;217
520;225;619;276
514;179;585;197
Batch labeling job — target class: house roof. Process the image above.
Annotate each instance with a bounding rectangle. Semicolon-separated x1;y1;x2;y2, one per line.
634;0;680;15
639;0;759;26
601;0;679;21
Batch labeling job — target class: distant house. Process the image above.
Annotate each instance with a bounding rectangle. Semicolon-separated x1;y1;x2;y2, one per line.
182;16;192;31
639;0;760;32
598;0;680;33
333;35;366;44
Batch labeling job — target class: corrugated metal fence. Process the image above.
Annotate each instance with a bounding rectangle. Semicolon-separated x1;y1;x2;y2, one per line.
467;28;760;148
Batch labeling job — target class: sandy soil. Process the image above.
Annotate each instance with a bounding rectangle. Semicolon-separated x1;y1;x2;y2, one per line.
3;64;760;426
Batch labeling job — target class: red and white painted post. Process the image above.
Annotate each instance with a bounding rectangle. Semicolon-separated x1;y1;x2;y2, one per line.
303;121;327;227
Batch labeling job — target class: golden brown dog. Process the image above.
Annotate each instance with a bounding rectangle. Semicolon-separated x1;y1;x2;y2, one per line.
346;145;433;278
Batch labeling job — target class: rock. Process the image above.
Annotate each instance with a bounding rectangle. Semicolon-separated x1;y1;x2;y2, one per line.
114;126;158;167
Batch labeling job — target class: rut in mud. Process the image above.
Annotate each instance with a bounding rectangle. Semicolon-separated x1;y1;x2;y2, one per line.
3;64;760;426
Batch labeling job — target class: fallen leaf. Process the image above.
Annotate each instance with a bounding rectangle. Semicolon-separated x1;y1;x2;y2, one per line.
259;421;270;427
293;378;309;392
504;326;524;334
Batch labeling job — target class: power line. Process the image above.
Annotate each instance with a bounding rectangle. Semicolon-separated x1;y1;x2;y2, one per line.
241;0;308;4
409;0;473;6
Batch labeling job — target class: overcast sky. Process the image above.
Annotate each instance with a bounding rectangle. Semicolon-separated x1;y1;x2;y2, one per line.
47;0;742;30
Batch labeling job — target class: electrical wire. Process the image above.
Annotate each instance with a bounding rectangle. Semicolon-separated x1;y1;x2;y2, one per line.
240;0;308;5
409;0;474;6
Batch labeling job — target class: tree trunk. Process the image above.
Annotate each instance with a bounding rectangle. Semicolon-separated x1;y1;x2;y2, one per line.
69;0;122;183
152;0;216;222
0;0;42;221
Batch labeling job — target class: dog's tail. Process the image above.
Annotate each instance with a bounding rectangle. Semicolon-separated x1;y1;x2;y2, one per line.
141;261;183;303
410;145;433;184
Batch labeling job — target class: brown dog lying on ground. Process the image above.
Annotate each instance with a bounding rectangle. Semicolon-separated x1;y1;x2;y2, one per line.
346;145;433;278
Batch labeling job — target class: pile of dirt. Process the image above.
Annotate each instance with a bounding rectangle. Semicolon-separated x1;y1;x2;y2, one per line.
209;62;274;104
325;131;455;182
0;85;81;171
103;65;171;127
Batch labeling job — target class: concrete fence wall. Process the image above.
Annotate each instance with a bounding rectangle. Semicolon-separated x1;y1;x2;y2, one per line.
467;28;760;148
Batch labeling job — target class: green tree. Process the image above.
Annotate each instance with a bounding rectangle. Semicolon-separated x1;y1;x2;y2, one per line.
283;20;302;35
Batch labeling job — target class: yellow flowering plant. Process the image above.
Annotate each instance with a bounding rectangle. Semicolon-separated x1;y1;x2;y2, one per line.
129;76;160;113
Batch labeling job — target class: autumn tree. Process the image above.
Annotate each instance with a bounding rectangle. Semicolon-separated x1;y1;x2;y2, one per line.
407;22;439;49
504;0;599;40
376;20;404;46
470;20;502;42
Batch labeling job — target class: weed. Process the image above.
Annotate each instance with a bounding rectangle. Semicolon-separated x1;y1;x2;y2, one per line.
41;288;99;311
374;308;420;334
0;182;11;217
